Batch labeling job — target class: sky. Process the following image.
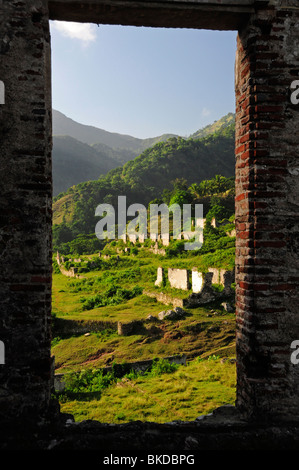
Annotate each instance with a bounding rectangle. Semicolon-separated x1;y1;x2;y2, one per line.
50;21;237;139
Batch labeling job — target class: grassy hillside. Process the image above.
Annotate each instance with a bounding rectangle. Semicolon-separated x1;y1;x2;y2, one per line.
57;356;236;423
190;112;235;140
52;237;236;423
52;236;236;423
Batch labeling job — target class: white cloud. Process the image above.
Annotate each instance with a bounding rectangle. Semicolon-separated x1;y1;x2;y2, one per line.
201;107;211;117
51;21;97;45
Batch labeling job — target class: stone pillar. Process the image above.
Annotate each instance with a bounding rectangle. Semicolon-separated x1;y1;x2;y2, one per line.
0;1;52;426
235;1;299;421
155;267;164;287
191;269;203;293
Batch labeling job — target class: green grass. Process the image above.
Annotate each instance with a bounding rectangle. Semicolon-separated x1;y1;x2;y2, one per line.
52;305;235;374
57;356;236;423
52;247;234;322
52;246;236;423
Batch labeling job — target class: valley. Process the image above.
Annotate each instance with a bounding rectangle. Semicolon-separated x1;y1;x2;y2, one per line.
51;112;237;424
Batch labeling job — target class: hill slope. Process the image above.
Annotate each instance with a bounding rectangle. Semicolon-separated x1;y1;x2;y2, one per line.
53;121;235;238
120;126;235;194
190;112;235;140
52;111;235;196
53;109;178;154
52;136;120;196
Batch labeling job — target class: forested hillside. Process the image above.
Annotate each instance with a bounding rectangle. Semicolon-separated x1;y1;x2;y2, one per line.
52;136;120;196
52;112;235;254
52;110;235;196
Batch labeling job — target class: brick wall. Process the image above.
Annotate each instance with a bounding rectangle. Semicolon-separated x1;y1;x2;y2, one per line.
235;2;299;421
0;0;52;426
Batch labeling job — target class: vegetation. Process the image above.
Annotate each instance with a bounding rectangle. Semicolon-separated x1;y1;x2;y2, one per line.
51;113;237;424
52;119;235;252
55;356;236;423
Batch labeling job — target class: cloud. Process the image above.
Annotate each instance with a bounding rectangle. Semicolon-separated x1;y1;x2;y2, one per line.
51;21;97;45
201;107;211;117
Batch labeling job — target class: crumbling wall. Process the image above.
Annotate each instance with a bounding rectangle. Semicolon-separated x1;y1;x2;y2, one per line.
234;1;299;421
0;0;52;427
168;268;190;291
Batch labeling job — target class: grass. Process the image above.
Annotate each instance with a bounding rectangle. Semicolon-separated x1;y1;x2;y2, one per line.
57;356;236;423
52;245;236;422
52;305;236;373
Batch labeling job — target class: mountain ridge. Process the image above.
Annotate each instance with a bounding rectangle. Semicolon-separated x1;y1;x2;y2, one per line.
53;109;179;153
52;119;236;241
52;110;235;197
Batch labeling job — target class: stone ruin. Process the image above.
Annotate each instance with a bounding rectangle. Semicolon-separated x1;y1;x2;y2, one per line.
155;266;234;298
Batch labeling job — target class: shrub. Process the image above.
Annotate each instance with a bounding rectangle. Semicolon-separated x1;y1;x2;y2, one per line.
80;285;143;310
63;368;116;394
147;358;179;377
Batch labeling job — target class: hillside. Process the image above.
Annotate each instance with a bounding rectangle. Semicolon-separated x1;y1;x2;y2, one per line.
52;136;120;196
52;110;235;197
190;112;235;140
53;109;178;154
53;135;234;250
120;127;235;194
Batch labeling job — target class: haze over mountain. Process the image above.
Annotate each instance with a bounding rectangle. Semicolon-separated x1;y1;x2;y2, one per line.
52;136;120;197
52;109;235;197
53;109;177;154
52;109;180;195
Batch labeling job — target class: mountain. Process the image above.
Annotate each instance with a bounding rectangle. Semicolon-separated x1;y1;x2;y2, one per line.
52;110;235;197
52;110;179;195
53;109;177;154
52;120;235;238
190;113;235;140
119;125;235;194
52;136;120;196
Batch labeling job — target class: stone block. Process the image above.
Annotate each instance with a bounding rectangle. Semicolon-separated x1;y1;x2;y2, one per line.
168;268;190;290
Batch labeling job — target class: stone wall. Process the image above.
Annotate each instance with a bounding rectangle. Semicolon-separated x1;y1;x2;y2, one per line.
155;267;164;286
154;267;235;294
0;0;52;427
191;270;204;294
234;1;299;421
54;354;187;392
168;268;190;291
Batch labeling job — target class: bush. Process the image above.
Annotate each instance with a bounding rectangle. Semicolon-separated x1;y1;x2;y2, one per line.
63;368;116;394
147;358;179;377
80;285;143;310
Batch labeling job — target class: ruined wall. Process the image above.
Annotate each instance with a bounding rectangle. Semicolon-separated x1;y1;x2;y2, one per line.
155;267;234;293
168;268;190;291
235;1;299;421
0;0;52;426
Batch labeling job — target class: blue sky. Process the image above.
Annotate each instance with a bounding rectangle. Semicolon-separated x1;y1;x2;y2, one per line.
50;21;237;139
